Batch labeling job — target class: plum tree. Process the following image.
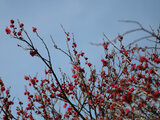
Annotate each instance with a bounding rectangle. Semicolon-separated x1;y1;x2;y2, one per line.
1;20;160;120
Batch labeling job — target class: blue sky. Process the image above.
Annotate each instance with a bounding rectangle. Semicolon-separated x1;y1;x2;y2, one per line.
0;0;160;116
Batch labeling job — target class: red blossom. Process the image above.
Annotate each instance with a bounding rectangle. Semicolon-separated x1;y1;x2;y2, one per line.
76;66;81;71
154;58;160;64
88;63;92;67
72;43;77;48
17;32;21;36
57;93;61;96
118;35;123;41
32;27;37;32
68;84;74;91
139;56;148;62
152;91;159;98
122;92;132;104
67;107;73;112
1;86;5;91
72;74;77;78
137;64;145;70
101;59;108;66
50;94;55;98
10;19;14;24
10;24;14;28
67;37;70;41
89;100;93;105
20;23;24;28
63;103;67;108
85;57;88;60
77;54;80;57
129;87;134;92
24;76;29;80
64;114;69;118
30;79;35;85
103;44;108;49
30;50;38;57
0;80;4;86
125;108;130;115
48;69;52;73
149;69;155;74
101;82;106;87
117;116;122;120
5;27;11;34
122;49;128;55
3;115;8;120
101;71;106;78
81;52;85;56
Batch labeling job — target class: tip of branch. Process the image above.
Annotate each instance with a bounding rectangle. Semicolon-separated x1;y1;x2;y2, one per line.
118;20;143;28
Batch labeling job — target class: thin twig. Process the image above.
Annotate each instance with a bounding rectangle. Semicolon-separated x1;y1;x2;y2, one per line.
50;35;73;62
36;32;52;67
